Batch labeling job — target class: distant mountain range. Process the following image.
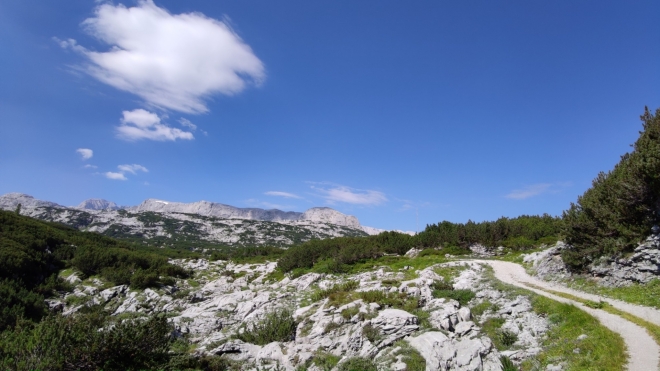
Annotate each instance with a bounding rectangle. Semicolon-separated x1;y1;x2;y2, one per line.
0;193;412;248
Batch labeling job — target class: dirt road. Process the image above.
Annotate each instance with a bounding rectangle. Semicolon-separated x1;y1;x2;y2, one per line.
471;260;660;371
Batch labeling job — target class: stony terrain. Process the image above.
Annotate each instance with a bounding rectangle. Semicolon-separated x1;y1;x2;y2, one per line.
523;230;660;287
48;257;555;371
0;193;401;247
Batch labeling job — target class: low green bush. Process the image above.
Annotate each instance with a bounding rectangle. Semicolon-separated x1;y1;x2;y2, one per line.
0;312;173;370
430;280;475;306
235;308;297;345
337;357;377;371
310;281;359;302
357;290;420;312
501;355;518;371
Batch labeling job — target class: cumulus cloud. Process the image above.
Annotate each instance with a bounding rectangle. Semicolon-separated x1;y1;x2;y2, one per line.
60;0;265;113
179;118;197;131
104;171;127;180
76;148;93;160
311;184;388;206
117;109;194;141
505;182;571;200
265;191;302;199
118;164;149;174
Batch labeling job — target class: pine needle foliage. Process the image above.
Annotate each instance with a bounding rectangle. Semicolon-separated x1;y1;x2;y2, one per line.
562;107;660;269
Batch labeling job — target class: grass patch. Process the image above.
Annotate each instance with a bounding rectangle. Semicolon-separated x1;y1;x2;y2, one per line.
298;319;313;337
235;308;297;345
471;300;499;317
392;340;426;371
518;295;626;371
432;288;475;306
186;279;200;288
311;351;341;371
263;269;285;282
568;276;660;309
338;357;377;371
412;308;432;329
362;323;382;343
381;279;401;287
310;281;359;303
527;285;660;355
481;317;510;350
500;355;518;371
357;290;420;312
323;321;342;334
340;306;360;320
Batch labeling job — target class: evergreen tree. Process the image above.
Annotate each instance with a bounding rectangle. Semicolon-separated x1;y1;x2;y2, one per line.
562;107;660;268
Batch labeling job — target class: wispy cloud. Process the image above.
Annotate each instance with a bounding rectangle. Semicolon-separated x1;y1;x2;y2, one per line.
104;171;127;181
117;109;193;141
506;182;571;200
311;183;388;206
103;163;148;181
57;0;264;114
83;164;98;169
118;164;149;174
179;118;197;131
265;191;302;199
76;148;93;160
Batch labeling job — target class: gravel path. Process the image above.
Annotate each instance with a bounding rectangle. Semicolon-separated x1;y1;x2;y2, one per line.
471;260;660;371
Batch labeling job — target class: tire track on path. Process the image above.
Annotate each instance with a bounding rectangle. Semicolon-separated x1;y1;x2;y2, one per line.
469;260;660;371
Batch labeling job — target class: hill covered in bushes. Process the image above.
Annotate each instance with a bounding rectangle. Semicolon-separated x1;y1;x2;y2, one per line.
278;214;563;273
562;107;660;269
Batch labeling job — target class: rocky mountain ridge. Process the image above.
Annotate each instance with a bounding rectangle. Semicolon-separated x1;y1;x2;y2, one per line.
0;193;398;247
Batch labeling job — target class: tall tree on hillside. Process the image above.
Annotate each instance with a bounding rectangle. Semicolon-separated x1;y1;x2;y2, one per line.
562;107;660;269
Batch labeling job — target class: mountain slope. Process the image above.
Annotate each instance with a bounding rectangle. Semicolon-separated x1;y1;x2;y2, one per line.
0;193;370;248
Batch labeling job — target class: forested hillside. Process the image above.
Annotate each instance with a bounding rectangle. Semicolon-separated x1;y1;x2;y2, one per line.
562;107;660;269
278;215;563;273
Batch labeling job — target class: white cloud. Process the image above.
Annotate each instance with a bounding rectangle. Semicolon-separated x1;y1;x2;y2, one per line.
83;164;98;169
117;109;194;141
179;118;197;131
104;171;127;180
76;148;93;160
312;184;388;206
61;0;265;113
505;183;553;200
101;163;148;181
118;164;149;174
265;191;302;199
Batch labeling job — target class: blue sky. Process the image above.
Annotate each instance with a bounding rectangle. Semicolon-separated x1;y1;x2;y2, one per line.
1;0;659;231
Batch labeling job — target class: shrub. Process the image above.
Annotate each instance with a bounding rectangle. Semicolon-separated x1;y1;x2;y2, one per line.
312;351;340;371
358;290;420;312
0;278;47;332
235;308;297;345
361;323;382;343
430;280;475;306
337;357;377;371
500;355;518;371
497;329;518;347
0;312;173;370
310;281;359;302
563;107;660;269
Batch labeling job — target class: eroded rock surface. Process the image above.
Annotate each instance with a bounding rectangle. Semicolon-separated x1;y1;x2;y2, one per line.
51;257;551;370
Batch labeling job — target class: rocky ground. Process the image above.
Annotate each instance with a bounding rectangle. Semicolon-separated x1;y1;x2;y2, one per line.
523;231;660;287
49;257;555;371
